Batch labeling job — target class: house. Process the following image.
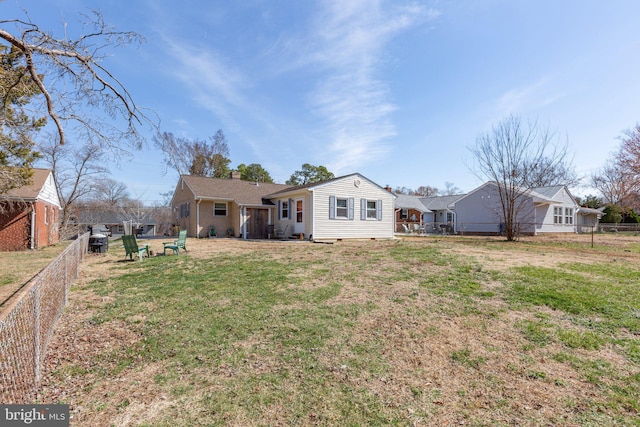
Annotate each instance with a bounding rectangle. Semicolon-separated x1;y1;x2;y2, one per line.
72;207;164;236
0;169;62;251
394;193;464;233
268;173;396;241
394;181;580;236
576;206;603;233
170;172;396;241
453;182;579;235
170;172;291;239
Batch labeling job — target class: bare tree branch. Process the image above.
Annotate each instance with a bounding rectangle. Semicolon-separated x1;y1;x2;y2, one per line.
469;115;576;240
0;11;155;151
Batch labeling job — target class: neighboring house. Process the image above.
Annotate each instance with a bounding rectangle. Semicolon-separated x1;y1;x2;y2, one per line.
576;206;603;233
454;182;578;235
268;173;396;241
73;208;161;236
0;169;62;251
170;172;396;241
170;172;291;239
394;194;431;232
394;181;580;235
420;194;466;233
394;193;464;233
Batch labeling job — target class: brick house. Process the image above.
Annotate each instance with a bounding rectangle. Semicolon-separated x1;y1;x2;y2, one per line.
0;169;62;251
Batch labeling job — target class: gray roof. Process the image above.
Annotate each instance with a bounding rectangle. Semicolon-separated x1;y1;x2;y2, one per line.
394;194;432;212
531;185;564;199
180;175;291;206
420;194;466;210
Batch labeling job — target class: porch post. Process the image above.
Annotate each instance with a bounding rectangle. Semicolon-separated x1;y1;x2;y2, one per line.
242;207;247;240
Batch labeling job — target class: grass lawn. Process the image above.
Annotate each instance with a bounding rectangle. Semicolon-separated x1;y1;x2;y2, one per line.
0;240;71;304
38;236;640;426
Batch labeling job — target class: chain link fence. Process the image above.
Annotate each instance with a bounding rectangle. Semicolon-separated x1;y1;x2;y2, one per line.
0;233;89;403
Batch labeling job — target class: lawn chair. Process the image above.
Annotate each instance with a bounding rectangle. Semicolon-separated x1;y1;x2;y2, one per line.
402;224;412;234
163;229;187;255
274;225;288;239
122;234;149;261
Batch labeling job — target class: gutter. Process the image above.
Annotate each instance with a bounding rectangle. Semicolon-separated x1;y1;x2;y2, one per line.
30;202;35;250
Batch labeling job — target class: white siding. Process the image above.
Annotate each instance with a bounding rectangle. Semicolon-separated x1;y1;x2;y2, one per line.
535;188;577;233
272;193;312;238
310;176;394;240
38;172;62;208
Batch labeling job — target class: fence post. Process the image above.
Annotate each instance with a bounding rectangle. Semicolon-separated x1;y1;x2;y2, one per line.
64;251;69;306
33;282;41;384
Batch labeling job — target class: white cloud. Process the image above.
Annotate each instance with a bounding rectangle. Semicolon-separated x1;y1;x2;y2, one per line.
300;0;438;173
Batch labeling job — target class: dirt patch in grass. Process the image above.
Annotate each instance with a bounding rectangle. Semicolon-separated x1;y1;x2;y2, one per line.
35;235;640;425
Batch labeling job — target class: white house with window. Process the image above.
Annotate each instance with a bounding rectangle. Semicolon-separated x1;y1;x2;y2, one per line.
170;172;396;240
267;173;396;241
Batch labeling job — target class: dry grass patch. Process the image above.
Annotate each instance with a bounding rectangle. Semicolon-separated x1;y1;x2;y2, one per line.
34;235;640;425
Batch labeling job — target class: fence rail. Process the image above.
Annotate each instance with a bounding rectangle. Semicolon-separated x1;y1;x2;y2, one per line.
396;221;640;236
0;233;89;403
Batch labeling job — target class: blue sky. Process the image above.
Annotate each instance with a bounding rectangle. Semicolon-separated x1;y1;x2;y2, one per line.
5;0;640;204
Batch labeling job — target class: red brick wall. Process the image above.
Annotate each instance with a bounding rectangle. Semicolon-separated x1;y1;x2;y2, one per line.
33;201;60;249
0;202;31;251
0;201;60;251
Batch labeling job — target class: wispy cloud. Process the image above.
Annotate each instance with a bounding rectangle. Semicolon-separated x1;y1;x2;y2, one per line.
162;39;246;126
300;0;438;172
496;77;565;119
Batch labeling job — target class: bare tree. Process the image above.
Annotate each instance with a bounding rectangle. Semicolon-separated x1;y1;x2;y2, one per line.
591;124;640;209
415;185;439;196
93;177;129;206
38;138;107;237
617;125;640;174
469;115;574;241
154;130;231;178
0;11;154;152
592;158;640;207
443;182;460;196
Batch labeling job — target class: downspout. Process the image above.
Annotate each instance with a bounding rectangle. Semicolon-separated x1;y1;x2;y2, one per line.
30;202;36;250
196;199;201;238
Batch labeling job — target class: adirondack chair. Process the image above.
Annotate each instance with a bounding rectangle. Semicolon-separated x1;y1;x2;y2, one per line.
122;234;149;261
163;229;187;255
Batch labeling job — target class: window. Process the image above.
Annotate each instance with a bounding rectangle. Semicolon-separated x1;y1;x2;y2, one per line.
296;200;303;223
281;201;289;219
214;202;227;216
180;202;191;218
366;200;377;219
336;198;348;218
44;206;48;225
400;209;408;219
564;208;573;225
330;196;354;220
553;206;562;224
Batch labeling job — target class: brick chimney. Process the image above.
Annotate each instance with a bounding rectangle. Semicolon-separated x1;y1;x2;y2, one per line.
384;185;393;193
230;171;241;180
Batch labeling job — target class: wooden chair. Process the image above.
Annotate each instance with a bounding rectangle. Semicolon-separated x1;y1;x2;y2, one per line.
122;234;149;261
163;229;187;255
